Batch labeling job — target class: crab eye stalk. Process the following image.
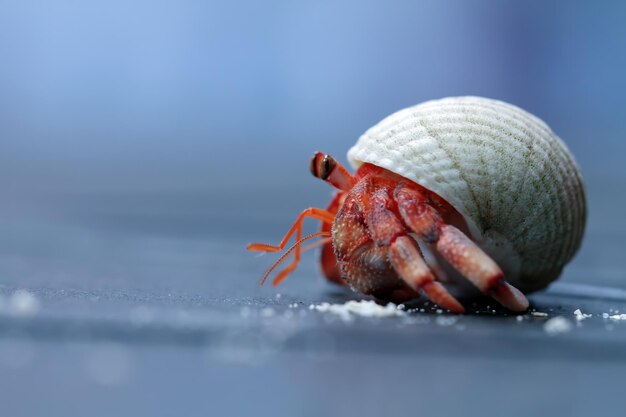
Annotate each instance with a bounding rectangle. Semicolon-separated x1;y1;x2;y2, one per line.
309;152;356;191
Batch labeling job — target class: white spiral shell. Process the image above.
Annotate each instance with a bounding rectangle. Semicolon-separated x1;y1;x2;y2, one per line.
347;96;586;292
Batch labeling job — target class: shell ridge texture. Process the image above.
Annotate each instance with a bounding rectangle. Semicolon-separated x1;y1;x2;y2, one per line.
417;114;484;232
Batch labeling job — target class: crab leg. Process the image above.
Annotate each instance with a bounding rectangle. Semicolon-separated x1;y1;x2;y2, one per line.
246;207;335;285
388;236;465;313
367;190;465;313
435;225;529;311
394;185;529;312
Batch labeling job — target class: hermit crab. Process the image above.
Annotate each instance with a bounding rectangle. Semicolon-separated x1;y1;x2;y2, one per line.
247;96;586;313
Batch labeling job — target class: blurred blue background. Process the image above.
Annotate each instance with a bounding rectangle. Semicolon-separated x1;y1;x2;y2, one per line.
1;0;625;194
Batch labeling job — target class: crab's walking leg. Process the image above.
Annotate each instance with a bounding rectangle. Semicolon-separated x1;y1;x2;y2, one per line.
394;186;529;312
367;190;465;313
388;236;465;313
246;208;335;285
436;225;529;311
246;208;335;253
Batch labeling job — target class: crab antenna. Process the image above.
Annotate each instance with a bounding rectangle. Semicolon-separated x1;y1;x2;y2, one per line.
259;231;331;287
309;152;356;191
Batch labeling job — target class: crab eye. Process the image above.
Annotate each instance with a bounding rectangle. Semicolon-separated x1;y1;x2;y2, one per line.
310;152;336;180
321;156;334;179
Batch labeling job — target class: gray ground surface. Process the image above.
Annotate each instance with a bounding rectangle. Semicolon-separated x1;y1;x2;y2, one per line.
0;184;625;417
